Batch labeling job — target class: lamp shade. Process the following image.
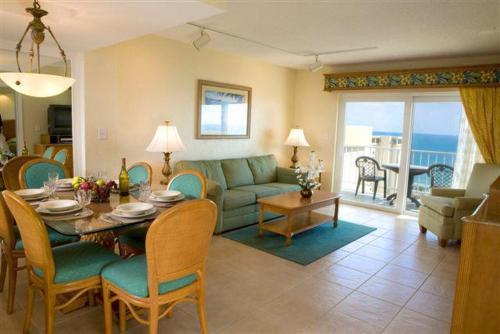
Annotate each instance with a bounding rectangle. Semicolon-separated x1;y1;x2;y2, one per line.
0;72;75;98
284;128;310;147
146;123;186;153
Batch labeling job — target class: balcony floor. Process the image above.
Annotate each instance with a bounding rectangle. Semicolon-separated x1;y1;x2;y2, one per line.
341;190;420;212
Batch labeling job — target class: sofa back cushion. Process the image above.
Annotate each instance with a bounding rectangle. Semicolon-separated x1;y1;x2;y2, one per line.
465;163;500;197
247;155;277;184
175;160;228;189
221;158;255;188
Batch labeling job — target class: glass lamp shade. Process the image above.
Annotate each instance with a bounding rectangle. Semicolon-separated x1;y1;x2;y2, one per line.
146;124;186;153
0;72;75;98
284;128;310;147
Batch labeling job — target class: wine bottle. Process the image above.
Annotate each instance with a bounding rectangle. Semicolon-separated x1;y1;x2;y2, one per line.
118;158;129;196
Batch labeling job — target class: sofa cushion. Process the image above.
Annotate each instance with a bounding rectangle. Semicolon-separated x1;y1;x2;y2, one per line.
247;155;277;184
233;184;281;198
175;160;227;189
223;189;256;210
263;182;301;194
221;159;255;188
421;195;455;217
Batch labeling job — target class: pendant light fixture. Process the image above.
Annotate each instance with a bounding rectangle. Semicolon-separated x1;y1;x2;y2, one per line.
0;0;75;98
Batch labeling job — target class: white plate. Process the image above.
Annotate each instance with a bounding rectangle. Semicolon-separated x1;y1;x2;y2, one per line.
151;190;181;200
112;207;157;218
115;202;154;216
57;178;73;186
150;193;185;203
37;204;83;215
15;189;46;199
39;200;79;212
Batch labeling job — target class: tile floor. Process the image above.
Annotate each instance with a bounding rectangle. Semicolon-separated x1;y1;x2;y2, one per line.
0;204;459;333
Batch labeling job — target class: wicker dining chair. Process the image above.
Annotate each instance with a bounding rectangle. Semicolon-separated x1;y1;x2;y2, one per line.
2;155;38;190
428;164;454;188
0;194;77;314
102;199;217;334
355;156;387;200
19;158;69;189
52;149;68;166
118;170;207;257
42;146;55;159
127;162;153;186
2;191;120;333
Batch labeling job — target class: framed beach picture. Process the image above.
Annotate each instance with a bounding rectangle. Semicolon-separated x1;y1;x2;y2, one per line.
197;80;252;139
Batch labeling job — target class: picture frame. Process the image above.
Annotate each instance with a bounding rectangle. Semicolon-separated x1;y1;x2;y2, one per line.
197;80;252;139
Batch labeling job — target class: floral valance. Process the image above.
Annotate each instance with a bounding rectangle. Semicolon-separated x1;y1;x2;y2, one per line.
324;64;500;91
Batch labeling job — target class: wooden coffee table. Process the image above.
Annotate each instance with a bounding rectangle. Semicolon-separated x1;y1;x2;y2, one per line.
257;190;341;246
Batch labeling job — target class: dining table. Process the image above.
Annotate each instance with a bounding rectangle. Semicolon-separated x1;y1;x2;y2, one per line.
382;163;428;208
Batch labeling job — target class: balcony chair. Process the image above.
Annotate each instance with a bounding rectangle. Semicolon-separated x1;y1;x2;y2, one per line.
428;164;454;188
102;199;217;334
127;162;153;186
418;163;500;247
2;191;120;333
355;156;387;200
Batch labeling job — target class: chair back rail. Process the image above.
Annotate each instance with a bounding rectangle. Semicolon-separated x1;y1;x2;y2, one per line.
19;158;69;189
2;191;55;278
167;170;207;199
127;162;153;185
428;164;454;188
2;155;38;190
355;156;383;178
145;199;216;298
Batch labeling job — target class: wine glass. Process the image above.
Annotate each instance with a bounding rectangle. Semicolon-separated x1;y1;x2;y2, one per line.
139;181;152;202
43;181;56;199
76;189;92;208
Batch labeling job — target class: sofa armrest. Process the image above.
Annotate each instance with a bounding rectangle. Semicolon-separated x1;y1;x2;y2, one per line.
206;180;224;234
453;196;484;212
277;167;299;184
430;188;466;198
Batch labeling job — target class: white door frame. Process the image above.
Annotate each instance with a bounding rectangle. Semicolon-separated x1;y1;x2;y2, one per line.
14;92;24;156
69;52;86;176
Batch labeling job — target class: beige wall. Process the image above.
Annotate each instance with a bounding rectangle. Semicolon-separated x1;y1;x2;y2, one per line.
84;35;296;183
294;54;500;191
0;87;15;120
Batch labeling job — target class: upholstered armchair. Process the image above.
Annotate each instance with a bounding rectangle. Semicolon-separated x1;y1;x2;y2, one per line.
418;163;500;247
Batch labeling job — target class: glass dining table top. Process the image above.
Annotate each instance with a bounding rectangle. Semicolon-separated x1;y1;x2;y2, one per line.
42;190;182;236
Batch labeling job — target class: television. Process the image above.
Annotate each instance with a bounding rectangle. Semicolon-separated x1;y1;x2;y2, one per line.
48;105;72;136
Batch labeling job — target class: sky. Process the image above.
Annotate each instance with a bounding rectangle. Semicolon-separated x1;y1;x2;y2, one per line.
345;101;463;136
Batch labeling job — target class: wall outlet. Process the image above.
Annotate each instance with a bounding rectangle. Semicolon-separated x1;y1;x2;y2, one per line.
97;128;108;140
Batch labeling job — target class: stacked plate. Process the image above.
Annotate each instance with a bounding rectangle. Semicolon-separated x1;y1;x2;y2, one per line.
56;178;74;192
112;202;157;219
36;200;82;215
14;189;48;201
149;190;185;204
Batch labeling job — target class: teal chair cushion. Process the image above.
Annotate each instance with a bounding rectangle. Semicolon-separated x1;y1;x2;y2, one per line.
102;255;197;298
33;241;120;284
118;226;147;252
263;183;301;193
221;158;255;188
23;162;66;188
128;165;149;185
14;226;78;250
223;189;256;210
53;150;67;164
247;155;277;184
232;184;281;198
169;174;204;199
42;147;54;159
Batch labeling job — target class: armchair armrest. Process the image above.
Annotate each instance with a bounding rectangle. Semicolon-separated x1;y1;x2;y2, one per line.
277;167;299;184
206;179;224;234
453;196;484;211
430;188;466;198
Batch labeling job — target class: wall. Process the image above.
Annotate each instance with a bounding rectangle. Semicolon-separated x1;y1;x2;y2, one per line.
84;35;296;183
294;54;500;191
0;87;15;120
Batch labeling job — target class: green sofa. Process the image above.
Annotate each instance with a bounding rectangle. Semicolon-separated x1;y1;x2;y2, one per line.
174;155;300;234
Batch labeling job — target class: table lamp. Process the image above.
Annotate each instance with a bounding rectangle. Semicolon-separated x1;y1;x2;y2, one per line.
146;121;185;185
284;127;310;168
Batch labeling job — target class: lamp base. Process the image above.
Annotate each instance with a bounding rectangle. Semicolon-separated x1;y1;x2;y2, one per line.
160;152;172;185
289;146;299;169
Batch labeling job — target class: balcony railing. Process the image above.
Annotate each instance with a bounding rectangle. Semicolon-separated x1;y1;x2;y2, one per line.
342;145;457;197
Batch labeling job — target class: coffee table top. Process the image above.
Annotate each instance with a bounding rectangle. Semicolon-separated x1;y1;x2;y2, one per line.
257;190;340;210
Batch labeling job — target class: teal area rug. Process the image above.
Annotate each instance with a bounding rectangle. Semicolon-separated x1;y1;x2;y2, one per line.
223;221;376;265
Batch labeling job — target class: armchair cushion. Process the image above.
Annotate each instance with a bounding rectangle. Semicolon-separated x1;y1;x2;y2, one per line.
430;188;466;198
421;195;455;217
247;155;277;184
223;189;256;210
453;197;484;211
222;159;255;188
465;163;500;197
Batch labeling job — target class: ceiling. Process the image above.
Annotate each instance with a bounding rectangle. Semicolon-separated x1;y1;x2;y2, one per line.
0;0;222;57
159;0;500;69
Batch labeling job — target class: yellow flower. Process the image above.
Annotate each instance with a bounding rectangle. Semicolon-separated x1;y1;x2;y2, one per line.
451;73;464;83
356;77;368;87
480;70;495;83
424;74;436;84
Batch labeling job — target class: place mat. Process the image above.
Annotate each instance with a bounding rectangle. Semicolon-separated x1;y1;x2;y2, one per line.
40;208;94;222
100;210;160;225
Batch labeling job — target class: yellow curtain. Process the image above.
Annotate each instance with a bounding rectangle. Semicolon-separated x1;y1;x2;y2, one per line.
460;87;500;164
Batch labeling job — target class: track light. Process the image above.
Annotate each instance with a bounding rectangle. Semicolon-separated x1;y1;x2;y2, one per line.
309;55;323;72
193;29;211;51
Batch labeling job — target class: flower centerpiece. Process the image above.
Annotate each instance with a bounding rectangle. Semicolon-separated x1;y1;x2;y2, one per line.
72;176;117;203
295;151;325;198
